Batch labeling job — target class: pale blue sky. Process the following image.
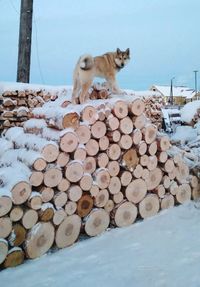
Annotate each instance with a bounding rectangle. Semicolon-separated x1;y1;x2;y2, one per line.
0;0;199;90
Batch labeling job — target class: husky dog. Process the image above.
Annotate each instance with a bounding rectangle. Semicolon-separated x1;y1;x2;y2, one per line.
71;48;130;104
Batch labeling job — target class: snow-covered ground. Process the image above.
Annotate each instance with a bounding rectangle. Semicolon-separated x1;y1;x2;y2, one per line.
1;201;200;287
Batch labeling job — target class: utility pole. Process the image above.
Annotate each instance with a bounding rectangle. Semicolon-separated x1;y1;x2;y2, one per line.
193;70;198;100
17;0;33;83
169;77;175;105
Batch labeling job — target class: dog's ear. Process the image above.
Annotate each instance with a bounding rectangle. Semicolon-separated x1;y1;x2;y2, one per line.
125;48;130;56
116;48;121;55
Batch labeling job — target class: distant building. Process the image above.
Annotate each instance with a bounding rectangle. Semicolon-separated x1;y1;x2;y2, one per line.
149;85;196;105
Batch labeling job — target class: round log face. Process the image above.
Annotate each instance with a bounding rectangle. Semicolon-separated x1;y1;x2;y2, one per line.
60;132;78;153
85;209;110;237
125;179;147;204
77;194;94;217
176;184;191;204
0;240;8;264
114;202;138;227
0;217;12;238
146;168;162;191
55;215;81;248
131;99;145;116
139;194;160;219
3;248;25;268
42;144;59;163
161;194;175;210
44;168;62;187
76;125;91;144
113;101;128;119
91;121;106;139
65;162;84;183
0;196;12;217
12;182;31;205
25;222;55;259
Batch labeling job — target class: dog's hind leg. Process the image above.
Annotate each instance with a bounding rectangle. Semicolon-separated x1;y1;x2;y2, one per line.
72;78;81;104
79;81;92;104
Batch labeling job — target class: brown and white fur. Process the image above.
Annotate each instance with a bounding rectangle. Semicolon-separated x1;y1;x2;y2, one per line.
71;48;130;104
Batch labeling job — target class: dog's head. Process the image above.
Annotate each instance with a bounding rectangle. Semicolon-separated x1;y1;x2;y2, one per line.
115;48;130;69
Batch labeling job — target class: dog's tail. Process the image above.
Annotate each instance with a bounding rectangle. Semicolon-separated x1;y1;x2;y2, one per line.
78;54;94;70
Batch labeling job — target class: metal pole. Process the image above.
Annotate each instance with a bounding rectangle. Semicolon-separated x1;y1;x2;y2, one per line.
17;0;33;83
193;70;198;100
170;77;175;105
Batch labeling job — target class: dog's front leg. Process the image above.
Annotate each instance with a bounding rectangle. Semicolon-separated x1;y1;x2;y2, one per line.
107;77;125;95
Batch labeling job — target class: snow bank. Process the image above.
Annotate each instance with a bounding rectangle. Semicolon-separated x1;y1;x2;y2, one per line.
171;126;197;144
1;202;200;287
180;100;200;123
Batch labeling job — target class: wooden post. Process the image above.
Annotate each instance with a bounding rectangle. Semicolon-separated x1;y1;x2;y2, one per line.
17;0;33;83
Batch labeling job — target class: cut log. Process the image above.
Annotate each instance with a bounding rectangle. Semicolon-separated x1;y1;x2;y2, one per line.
53;209;66;226
133;164;143;178
60;132;78;153
99;135;109;151
0;239;8;264
94;169;110;189
40;187;54;203
176;162;190;184
81;106;98;124
176;183;191;204
8;224;26;246
141;168;150;181
85;208;110;237
130;98;145;116
108;176;121;194
107;143;121;160
29;171;44;187
0;196;12;217
0;217;12;238
122;148;139;170
119;117;133;134
145;168;162;191
97;153;109;168
107;130;121;143
25;222;55;259
138;141;147;155
113;192;124;204
107;116;119;131
68;185;83;202
77;194;94;217
113;101;128;119
74;146;87;161
143;124;157;144
140;154;149;167
161;194;175;210
22;209;38;229
33;158;47;172
148;141;157;156
139;194;160;219
155;184;166;198
56;152;70;167
104;199;115;213
11;181;32;205
113;201;137;227
80;174;93;191
132;129;142;145
57;178;70;192
190;176;199;188
91;121;106;139
107;161;120;177
65;201;77;215
85;138;99;156
163;159;175;173
76;124;91;144
90;185;99;197
44;167;62;187
62;112;80;129
157;151;168;163
39;203;54;221
65;161;84;183
125;179;147;203
120;171;132;187
83;157;96;174
94;189;109;207
53;192;68;208
3;247;24;268
55;214;81;248
9;206;24;222
157;135;171;151
119;134;133;150
133;114;146;129
147;155;158;171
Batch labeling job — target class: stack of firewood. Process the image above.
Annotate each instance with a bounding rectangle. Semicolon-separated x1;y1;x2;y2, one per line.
0;96;198;269
0;89;60;133
143;95;164;129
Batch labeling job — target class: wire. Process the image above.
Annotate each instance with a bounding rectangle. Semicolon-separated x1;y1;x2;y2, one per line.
8;0;19;14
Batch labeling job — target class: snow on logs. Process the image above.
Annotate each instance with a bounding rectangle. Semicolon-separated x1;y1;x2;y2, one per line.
0;97;198;269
